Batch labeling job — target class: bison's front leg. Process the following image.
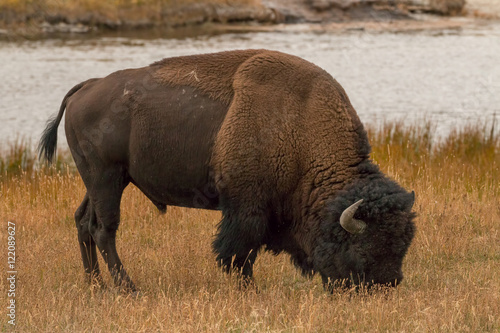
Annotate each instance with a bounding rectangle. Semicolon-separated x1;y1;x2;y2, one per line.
212;207;266;283
75;192;102;285
217;246;259;283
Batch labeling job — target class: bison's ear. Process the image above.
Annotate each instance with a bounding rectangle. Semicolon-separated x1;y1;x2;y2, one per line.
406;191;415;211
401;191;415;212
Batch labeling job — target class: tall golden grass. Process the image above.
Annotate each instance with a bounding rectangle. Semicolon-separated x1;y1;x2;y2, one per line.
0;122;499;332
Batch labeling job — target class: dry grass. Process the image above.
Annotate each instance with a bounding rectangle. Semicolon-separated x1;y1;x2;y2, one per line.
0;122;499;332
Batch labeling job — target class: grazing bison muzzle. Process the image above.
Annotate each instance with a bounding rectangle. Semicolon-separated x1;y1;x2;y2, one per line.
38;49;415;292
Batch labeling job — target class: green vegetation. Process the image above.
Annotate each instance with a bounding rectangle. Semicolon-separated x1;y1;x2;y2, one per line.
0;122;499;332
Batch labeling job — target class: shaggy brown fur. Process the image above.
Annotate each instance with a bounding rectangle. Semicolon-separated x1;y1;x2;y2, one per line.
39;49;413;291
156;50;369;255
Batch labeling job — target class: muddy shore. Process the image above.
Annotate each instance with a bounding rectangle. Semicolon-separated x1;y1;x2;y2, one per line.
0;0;497;39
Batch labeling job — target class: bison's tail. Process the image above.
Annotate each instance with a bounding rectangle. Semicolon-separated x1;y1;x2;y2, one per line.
38;79;93;163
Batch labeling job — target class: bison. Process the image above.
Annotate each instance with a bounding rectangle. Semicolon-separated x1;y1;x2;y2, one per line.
39;49;415;292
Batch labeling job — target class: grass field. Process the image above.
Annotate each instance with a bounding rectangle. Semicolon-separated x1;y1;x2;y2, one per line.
0;122;499;332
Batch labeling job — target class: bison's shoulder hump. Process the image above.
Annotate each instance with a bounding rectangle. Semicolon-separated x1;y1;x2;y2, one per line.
236;51;328;82
151;49;331;105
151;49;268;105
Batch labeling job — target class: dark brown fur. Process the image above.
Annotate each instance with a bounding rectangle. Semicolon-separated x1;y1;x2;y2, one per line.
39;50;414;291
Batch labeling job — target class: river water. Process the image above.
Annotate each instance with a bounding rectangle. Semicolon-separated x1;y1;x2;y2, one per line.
1;21;499;147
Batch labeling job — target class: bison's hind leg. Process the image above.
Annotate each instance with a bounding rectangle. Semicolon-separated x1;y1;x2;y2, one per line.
75;192;102;286
87;166;136;292
212;205;268;282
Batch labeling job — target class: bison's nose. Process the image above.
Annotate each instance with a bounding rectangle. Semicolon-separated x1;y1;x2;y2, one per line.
372;270;403;288
390;277;402;287
390;271;404;287
365;275;402;290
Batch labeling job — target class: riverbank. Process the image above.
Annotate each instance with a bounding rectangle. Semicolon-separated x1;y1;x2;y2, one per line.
0;0;274;37
1;0;493;40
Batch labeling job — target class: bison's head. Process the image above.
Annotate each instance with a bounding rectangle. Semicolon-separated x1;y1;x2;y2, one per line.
313;173;416;291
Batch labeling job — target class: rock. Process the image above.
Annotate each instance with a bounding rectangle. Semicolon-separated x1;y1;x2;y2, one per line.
310;0;366;11
405;0;466;14
429;0;466;15
263;0;466;22
262;0;411;22
213;4;277;23
160;3;277;27
40;21;91;34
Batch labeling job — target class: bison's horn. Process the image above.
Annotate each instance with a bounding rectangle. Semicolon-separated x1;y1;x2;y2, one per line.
340;199;367;234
